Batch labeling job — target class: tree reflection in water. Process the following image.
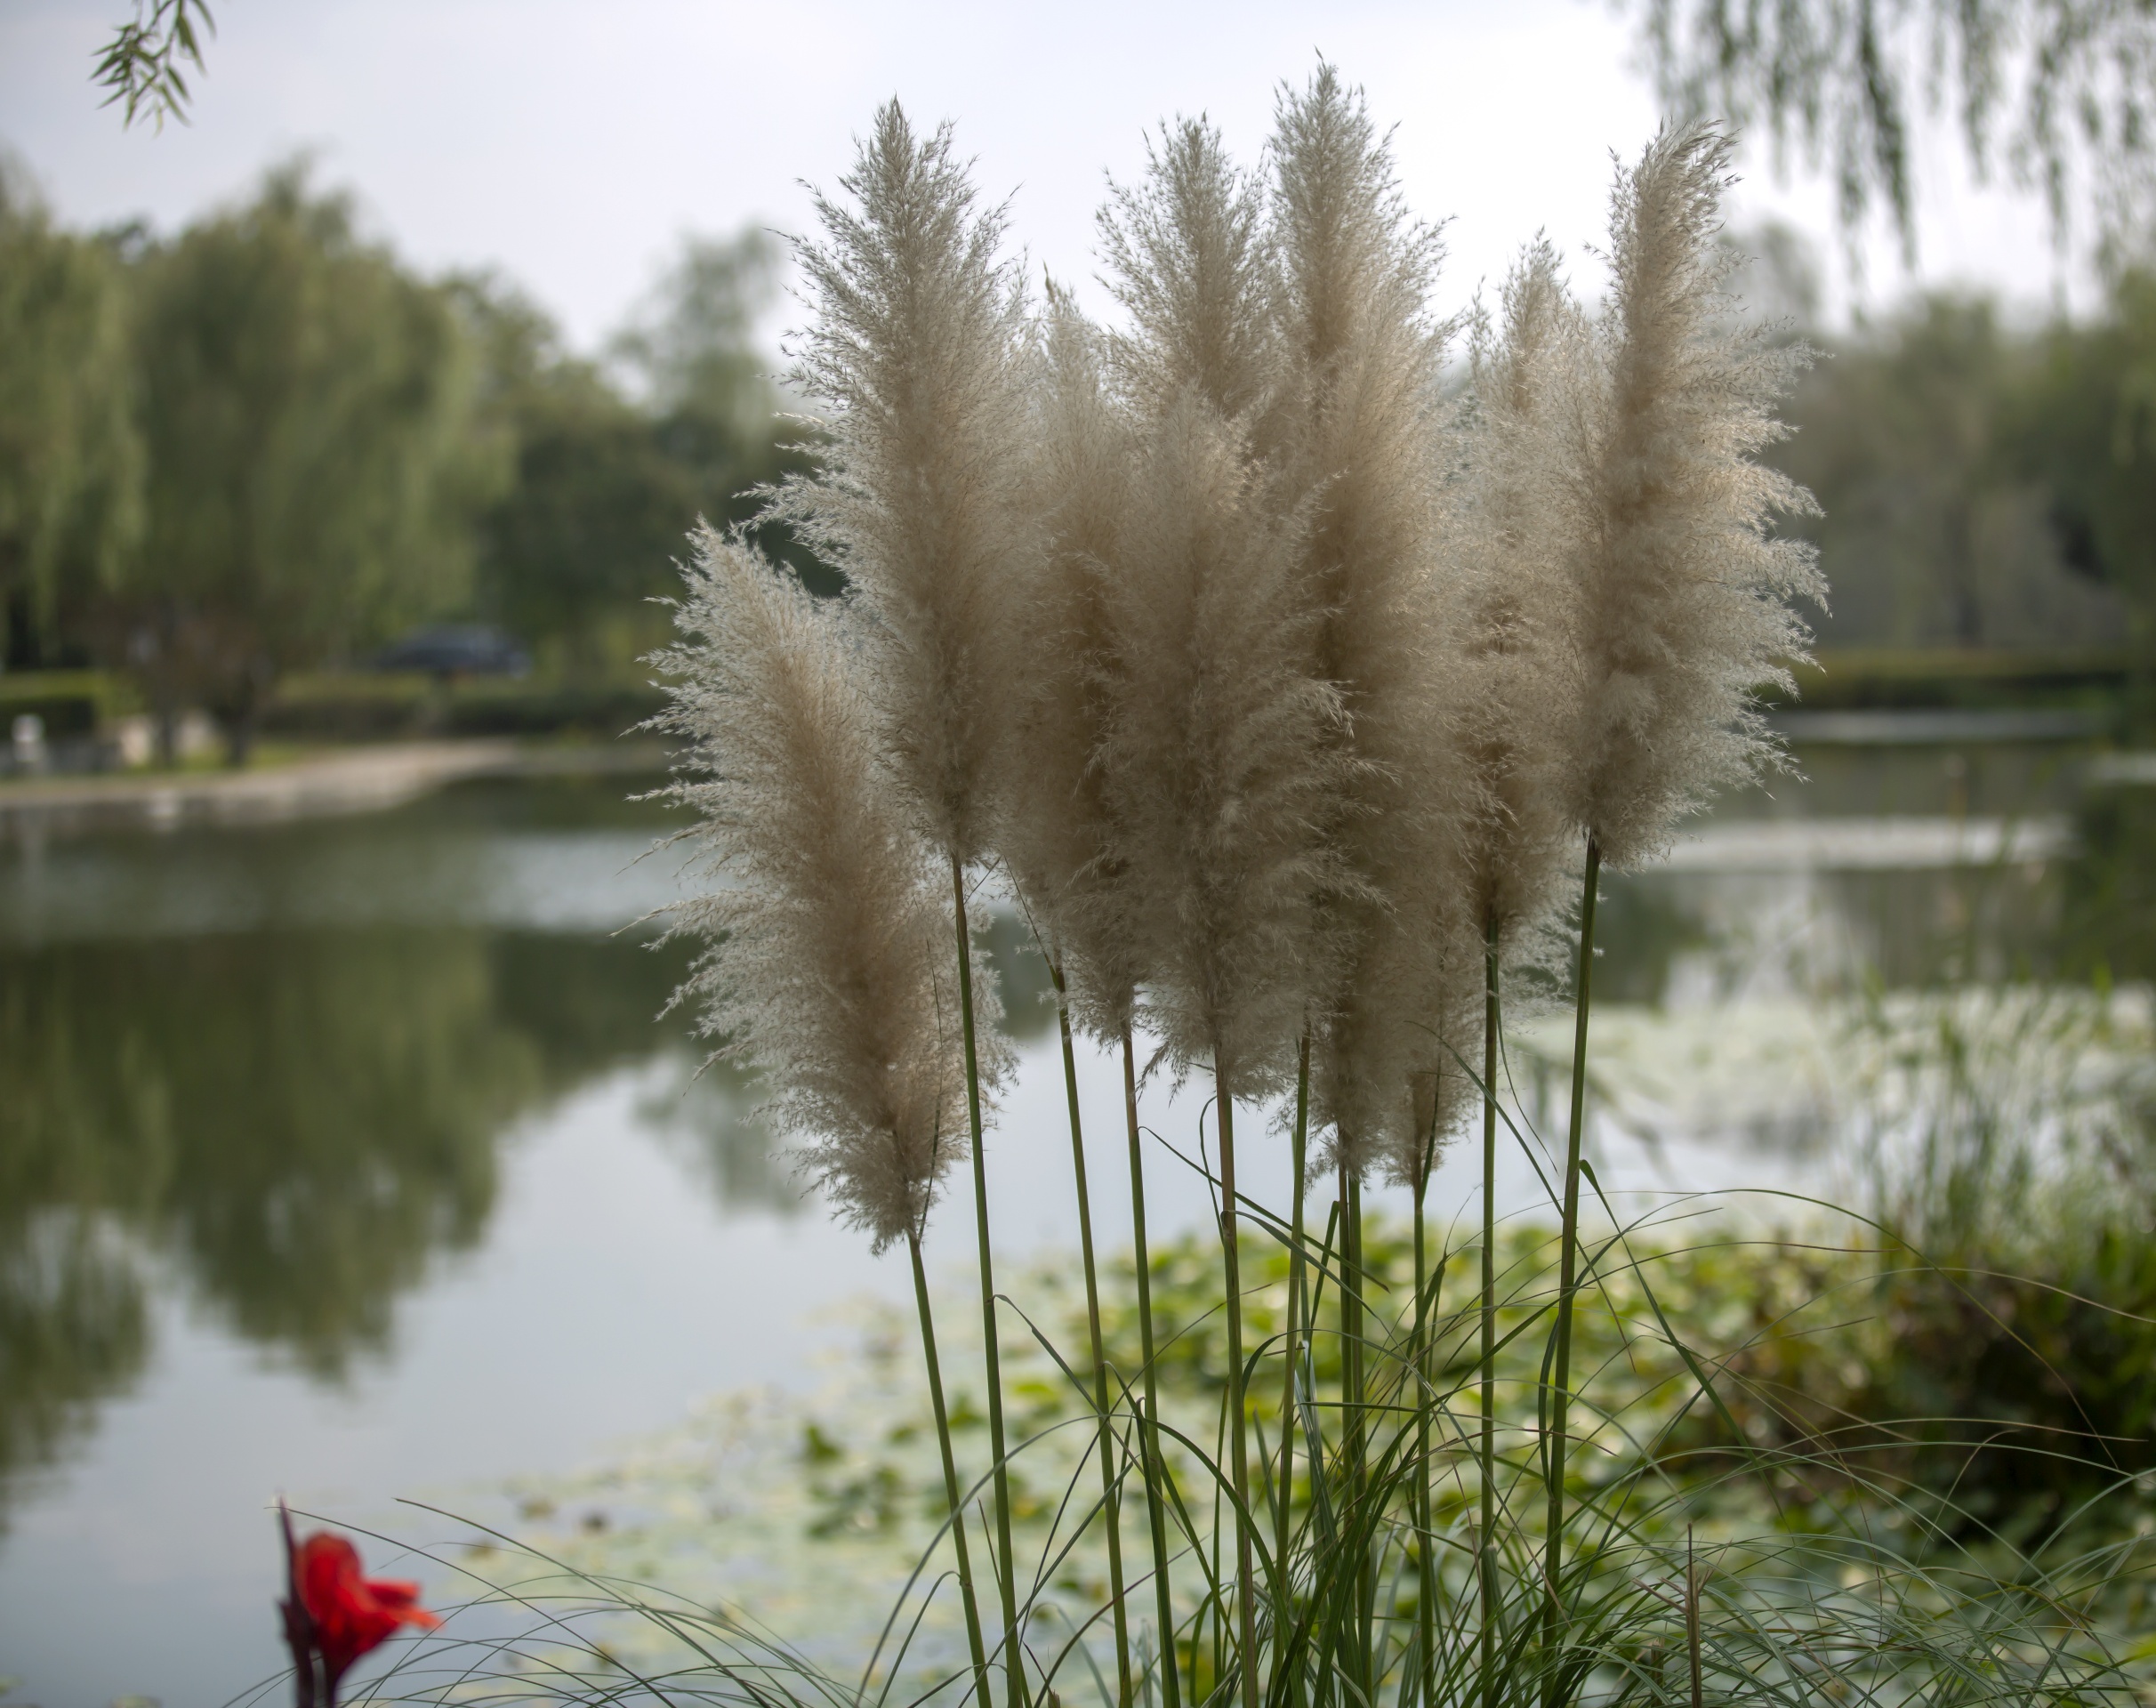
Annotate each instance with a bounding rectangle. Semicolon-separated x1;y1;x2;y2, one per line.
0;904;1058;1526
0;1213;149;1524
0;926;696;1519
6;767;2135;1532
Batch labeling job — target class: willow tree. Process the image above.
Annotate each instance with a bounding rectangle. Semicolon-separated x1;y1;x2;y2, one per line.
131;165;503;761
1636;0;2156;258
0;170;142;666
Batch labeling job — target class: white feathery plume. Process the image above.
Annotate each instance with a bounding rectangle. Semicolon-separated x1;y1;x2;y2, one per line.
777;101;1034;872
1095;387;1347;1097
1264;67;1466;1188
1332;247;1595;1195
776;109;1032;1685
1001;283;1148;1043
1453;239;1594;935
1098;117;1280;428
1566;123;1822;868
652;528;974;1254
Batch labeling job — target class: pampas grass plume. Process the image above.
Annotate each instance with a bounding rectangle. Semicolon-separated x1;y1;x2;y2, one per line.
780;101;1033;870
1097;389;1346;1094
1571;123;1823;867
1451;239;1593;936
1001;284;1148;1042
1267;67;1467;1186
1099;117;1279;426
654;529;972;1253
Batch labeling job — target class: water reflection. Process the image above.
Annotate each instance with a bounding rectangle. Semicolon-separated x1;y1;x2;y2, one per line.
1601;858;2070;998
1;751;2151;1548
0;923;696;1513
0;798;1064;1525
0;1213;149;1524
1594;737;2151;999
644;1061;792;1211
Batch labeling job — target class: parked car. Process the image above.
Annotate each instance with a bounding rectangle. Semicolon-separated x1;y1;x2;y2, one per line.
372;624;531;678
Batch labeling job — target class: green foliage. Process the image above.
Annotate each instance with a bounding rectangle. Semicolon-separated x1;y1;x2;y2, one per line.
0;1213;149;1531
461;244;821;679
90;0;215;131
471;337;698;664
416;1204;2156;1708
1758;270;2156;674
2007;270;2156;700
2069;779;2156;980
1690;988;2156;1539
1635;0;2156;256
1772;294;2127;650
125;164;505;755
611;230;784;437
0;169;142;665
0;176;815;736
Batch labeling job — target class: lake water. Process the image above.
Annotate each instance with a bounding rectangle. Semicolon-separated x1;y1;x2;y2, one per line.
1;731;2148;1707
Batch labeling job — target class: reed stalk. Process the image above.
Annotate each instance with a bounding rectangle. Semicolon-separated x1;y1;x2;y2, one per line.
1340;1164;1371;1696
908;1226;994;1708
1479;910;1500;1708
1411;1102;1438;1708
1541;834;1601;1706
1684;1526;1702;1708
1049;961;1132;1704
1275;1037;1311;1651
950;857;1022;1708
1125;1026;1181;1708
1216;1080;1260;1708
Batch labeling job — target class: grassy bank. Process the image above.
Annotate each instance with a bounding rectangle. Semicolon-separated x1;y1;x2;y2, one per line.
0;666;669;756
1775;648;2136;713
0;649;2140;763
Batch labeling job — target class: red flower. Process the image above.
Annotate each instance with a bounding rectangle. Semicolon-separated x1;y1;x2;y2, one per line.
298;1533;440;1683
278;1508;440;1707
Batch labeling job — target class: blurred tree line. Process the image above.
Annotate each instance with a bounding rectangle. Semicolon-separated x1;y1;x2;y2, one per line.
0;158;817;762
1750;231;2154;657
8;154;2156;767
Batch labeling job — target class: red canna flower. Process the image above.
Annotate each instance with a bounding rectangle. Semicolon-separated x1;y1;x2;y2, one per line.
278;1504;440;1708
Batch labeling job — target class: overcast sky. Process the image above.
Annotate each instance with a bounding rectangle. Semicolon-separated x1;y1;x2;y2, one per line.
1;0;2100;358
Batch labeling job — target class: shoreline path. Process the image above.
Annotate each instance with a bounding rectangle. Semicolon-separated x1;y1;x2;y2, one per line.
0;738;672;834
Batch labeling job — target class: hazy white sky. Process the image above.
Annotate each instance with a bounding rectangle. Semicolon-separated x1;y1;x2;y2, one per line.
0;0;2099;355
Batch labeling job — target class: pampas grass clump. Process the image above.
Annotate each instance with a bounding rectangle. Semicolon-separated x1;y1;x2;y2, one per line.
637;70;1875;1708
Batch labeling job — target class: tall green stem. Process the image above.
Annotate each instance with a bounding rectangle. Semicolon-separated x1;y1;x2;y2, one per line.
1342;1165;1370;1695
1412;1129;1436;1708
1050;963;1131;1704
1274;1037;1310;1665
1541;834;1601;1708
1216;1077;1259;1708
1480;910;1500;1708
951;858;1022;1708
1125;1027;1181;1708
911;1228;994;1708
